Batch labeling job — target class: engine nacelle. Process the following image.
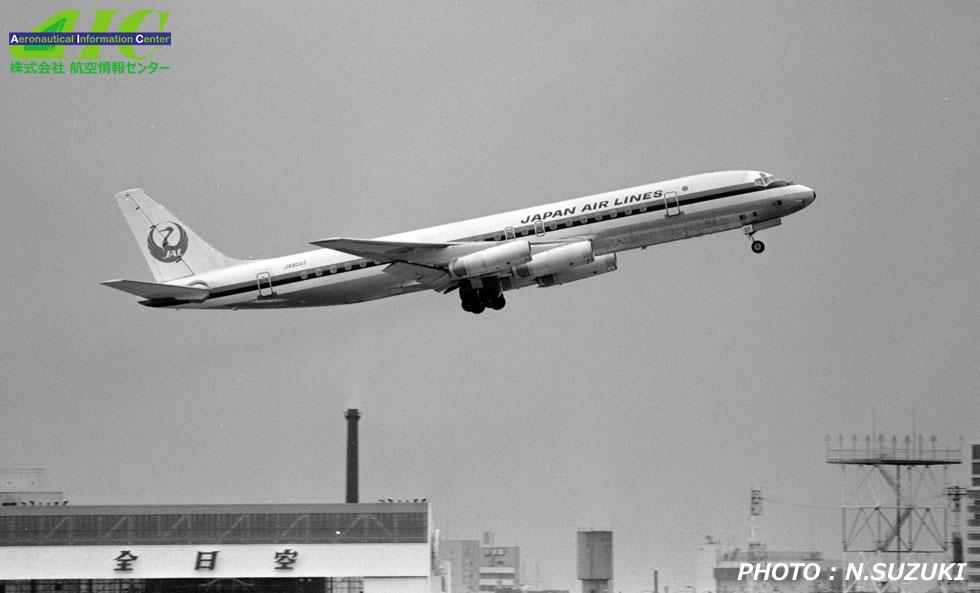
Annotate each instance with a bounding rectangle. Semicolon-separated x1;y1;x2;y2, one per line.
513;241;595;279
535;253;617;287
449;240;531;279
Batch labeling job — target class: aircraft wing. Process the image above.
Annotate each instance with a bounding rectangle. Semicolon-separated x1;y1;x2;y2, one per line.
311;237;507;267
102;279;210;302
312;237;509;292
383;262;457;293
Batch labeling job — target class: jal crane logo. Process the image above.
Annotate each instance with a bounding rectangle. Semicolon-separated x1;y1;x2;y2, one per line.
147;222;188;263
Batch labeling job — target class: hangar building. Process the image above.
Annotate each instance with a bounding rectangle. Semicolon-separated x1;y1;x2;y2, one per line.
0;501;436;593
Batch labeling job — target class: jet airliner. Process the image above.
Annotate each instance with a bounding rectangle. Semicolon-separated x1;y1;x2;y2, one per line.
103;170;815;313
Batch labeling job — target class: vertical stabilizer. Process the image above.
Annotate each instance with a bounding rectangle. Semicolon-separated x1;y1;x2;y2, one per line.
115;188;241;282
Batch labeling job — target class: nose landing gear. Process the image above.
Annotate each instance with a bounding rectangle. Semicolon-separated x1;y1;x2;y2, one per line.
742;218;781;254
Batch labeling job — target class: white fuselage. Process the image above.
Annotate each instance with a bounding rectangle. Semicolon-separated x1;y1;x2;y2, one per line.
152;170;815;309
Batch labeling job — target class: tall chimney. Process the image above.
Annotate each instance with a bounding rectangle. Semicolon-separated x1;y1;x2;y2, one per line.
345;409;360;503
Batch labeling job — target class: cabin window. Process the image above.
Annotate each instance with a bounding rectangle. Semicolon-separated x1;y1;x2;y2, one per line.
315;269;323;277
300;272;308;280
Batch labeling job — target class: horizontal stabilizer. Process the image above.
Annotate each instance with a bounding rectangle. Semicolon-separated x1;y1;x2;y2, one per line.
102;279;210;302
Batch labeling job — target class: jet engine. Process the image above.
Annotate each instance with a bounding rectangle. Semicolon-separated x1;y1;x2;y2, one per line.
535;253;617;287
513;241;595;279
448;240;531;279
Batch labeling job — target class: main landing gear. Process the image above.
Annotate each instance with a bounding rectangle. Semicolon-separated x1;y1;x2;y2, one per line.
750;239;766;254
459;278;506;314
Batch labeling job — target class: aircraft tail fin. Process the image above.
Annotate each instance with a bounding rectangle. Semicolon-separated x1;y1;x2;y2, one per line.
114;188;241;282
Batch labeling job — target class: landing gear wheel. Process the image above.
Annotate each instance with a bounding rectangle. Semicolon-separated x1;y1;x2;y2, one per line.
486;294;506;311
460;289;487;314
460;278;505;313
751;240;766;254
460;286;479;313
461;298;485;314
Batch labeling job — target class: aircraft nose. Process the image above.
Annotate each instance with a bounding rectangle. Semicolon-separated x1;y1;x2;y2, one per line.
799;186;816;208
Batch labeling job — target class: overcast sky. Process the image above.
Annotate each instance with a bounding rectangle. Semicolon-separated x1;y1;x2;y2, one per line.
1;2;978;591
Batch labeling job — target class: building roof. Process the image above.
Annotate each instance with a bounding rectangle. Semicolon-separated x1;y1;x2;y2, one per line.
0;502;429;547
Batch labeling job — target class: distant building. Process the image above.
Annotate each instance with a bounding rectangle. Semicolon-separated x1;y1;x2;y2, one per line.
966;442;980;593
697;537;721;593
698;538;840;593
480;544;519;592
491;589;570;593
0;468;65;506
439;533;520;593
443;539;482;593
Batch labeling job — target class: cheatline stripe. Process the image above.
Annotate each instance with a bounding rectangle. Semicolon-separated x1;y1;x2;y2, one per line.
149;183;787;305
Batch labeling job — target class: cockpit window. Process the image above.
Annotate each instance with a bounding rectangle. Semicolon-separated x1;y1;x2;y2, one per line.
755;173;775;187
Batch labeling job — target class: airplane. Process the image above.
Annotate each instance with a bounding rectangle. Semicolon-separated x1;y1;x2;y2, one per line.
103;170;815;313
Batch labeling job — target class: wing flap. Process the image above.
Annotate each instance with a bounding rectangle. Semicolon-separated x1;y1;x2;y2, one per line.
102;279;210;302
383;262;456;292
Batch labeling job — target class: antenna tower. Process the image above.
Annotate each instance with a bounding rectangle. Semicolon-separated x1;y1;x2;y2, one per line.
826;434;962;592
748;488;765;560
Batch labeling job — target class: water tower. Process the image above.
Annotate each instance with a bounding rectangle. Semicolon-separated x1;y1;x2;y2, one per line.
577;531;612;593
